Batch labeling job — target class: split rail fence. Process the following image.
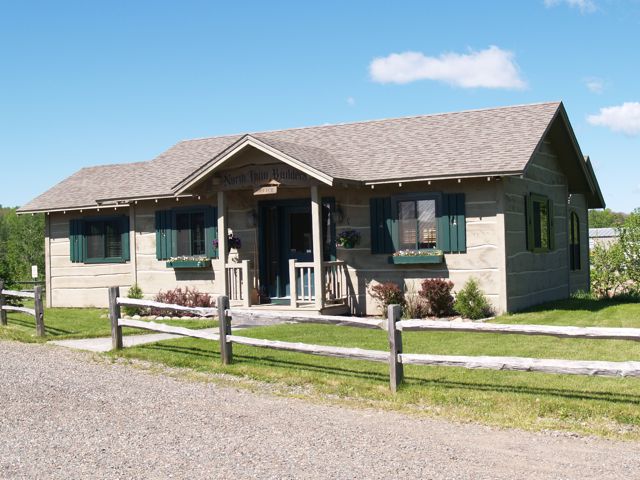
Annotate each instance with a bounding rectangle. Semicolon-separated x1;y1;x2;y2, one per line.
0;280;45;337
109;287;640;392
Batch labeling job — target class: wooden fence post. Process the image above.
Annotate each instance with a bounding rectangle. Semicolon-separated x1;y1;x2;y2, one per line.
109;286;123;350
217;295;232;364
0;280;6;326
387;304;403;393
34;285;45;337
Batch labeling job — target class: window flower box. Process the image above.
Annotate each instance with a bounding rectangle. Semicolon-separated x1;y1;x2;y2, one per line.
389;249;444;265
166;258;209;269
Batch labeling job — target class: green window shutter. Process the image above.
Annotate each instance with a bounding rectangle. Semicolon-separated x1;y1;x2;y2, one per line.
322;197;337;261
370;197;394;254
204;206;218;259
452;193;466;253
437;196;450;252
120;216;130;261
69;219;85;263
548;199;555;251
438;193;466;253
525;194;534;252
155;210;174;260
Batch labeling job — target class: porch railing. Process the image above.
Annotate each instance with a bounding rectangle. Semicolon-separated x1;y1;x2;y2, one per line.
289;261;315;306
323;260;348;306
225;260;251;308
289;259;349;309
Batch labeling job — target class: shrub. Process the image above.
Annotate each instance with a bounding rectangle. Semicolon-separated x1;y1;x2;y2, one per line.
369;282;405;316
570;289;595;301
454;278;492;320
123;283;145;316
419;278;454;317
619;209;640;293
402;284;429;319
590;242;627;298
151;287;215;317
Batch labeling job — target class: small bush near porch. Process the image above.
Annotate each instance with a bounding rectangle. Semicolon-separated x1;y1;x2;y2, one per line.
110;296;640;440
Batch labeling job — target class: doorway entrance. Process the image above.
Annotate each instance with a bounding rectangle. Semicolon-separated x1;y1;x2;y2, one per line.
259;199;312;303
258;197;335;305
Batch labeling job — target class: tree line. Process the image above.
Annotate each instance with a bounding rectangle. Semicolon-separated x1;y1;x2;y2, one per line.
588;208;628;228
0;206;44;288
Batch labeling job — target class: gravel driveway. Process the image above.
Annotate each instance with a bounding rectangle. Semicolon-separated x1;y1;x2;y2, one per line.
1;341;639;480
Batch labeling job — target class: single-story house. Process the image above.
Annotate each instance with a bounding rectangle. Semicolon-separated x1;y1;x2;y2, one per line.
19;101;605;315
589;227;620;249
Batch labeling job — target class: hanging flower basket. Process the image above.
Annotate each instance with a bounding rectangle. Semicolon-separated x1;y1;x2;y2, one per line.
336;229;361;249
213;234;242;251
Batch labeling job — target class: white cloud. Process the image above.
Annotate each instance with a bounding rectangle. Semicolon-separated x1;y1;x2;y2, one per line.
587;102;640;136
369;46;526;89
544;0;597;13
584;77;604;94
346;96;355;106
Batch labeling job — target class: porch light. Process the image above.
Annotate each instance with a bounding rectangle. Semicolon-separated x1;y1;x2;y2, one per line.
335;204;344;223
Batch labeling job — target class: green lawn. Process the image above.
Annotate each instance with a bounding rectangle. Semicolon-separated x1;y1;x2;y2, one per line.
109;298;640;440
0;307;217;343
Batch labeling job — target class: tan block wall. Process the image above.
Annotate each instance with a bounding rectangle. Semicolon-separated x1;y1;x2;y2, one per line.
568;193;590;293
320;179;507;315
49;210;134;308
503;140;584;311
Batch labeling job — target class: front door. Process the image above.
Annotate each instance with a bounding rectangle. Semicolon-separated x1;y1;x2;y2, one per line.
259;200;313;303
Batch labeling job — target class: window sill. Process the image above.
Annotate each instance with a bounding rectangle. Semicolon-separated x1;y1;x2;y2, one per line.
166;259;210;269
84;258;127;264
388;253;444;265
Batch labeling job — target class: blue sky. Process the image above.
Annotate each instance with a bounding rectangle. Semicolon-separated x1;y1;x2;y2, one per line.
1;0;638;212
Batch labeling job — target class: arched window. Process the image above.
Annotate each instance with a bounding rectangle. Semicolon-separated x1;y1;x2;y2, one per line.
569;212;581;270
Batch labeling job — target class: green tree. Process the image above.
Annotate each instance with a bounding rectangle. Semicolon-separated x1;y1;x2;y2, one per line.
0;206;44;287
588;208;628;228
590;242;627;298
619;208;640;292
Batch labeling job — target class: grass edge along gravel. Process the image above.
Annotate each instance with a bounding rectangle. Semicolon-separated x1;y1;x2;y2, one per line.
0;307;217;343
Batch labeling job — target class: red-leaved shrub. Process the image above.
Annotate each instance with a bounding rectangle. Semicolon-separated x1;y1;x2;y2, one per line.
419;278;454;317
369;282;405;316
151;287;214;317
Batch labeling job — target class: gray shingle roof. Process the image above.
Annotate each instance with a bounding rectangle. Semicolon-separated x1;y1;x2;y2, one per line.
589;228;620;238
19;102;562;212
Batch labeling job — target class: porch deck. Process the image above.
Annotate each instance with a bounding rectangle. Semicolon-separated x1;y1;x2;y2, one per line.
228;301;350;317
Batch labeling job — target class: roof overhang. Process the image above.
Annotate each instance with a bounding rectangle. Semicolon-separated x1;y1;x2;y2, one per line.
363;171;521;186
172;135;334;194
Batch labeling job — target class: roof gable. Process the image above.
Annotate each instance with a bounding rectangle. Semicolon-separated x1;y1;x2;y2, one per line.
523;103;605;208
172;135;336;193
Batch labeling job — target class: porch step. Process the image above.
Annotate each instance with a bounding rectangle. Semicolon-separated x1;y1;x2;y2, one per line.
230;302;350;317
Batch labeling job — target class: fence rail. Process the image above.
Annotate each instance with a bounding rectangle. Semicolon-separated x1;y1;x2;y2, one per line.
397;319;640;341
116;297;216;317
0;280;45;337
107;287;640;392
227;309;385;329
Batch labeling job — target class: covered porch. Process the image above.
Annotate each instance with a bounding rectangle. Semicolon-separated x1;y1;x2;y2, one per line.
175;135;354;315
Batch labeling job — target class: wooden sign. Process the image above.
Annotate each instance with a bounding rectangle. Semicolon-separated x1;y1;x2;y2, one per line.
216;164;313;191
254;185;278;196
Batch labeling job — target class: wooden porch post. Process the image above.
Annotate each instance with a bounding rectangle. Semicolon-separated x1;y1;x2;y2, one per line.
310;186;324;310
217;190;228;296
